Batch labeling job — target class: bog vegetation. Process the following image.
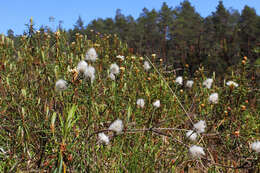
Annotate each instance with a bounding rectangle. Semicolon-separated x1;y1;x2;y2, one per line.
1;1;260;172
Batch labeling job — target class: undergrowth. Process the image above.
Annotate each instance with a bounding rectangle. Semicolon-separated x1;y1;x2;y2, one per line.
0;28;259;172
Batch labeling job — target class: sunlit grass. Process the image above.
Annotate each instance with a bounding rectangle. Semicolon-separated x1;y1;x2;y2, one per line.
0;29;259;172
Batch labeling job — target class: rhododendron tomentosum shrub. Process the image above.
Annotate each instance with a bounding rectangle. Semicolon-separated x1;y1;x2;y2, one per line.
193;120;206;133
226;81;238;88
175;76;183;85
186;80;194;88
189;145;205;158
108;119;124;134
98;133;109;145
250;141;260;153
203;78;213;89
136;98;145;108
76;60;88;74
186;130;197;141
85;48;98;62
153;100;160;108
116;55;125;60
55;79;68;91
208;93;219;104
84;65;95;83
143;61;151;71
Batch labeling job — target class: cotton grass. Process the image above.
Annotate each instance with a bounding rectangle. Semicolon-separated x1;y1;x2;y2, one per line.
208;93;219;104
189;145;205;158
76;60;88;74
98;133;109;145
193;120;206;134
250;141;260;153
186;80;194;88
175;76;183;85
84;65;95;83
136;98;145;108
143;61;151;71
186;130;197;141
153;100;160;108
85;48;98;62
203;78;213;89
109;119;124;134
55;79;68;91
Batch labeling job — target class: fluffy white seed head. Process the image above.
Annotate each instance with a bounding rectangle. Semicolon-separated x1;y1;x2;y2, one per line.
84;65;95;83
136;98;145;108
226;81;238;88
186;130;197;141
109;119;124;134
143;61;151;71
98;133;109;145
189;145;205;158
203;78;213;89
208;93;219;104
175;76;183;85
251;141;260;153
85;48;98;62
55;79;68;91
116;55;125;60
110;63;120;75
186;80;194;88
193;120;206;134
76;60;88;74
153;100;160;108
109;73;116;80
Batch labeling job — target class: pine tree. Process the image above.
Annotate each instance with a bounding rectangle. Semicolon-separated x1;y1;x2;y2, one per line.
158;2;173;62
169;0;202;68
239;5;259;59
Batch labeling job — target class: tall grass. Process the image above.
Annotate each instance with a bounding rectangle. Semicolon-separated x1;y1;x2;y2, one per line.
0;27;259;172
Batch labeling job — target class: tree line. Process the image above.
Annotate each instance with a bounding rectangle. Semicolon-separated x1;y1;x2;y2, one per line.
7;1;260;74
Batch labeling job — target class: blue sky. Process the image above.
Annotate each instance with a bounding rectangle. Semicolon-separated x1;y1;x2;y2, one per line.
1;0;259;35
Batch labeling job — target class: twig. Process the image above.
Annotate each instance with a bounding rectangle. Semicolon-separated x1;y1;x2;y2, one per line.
86;129;111;141
126;127;189;132
145;56;194;125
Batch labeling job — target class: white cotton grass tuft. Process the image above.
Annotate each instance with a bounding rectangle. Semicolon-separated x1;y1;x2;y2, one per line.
193;120;206;134
85;48;98;62
143;61;151;71
110;63;120;75
208;93;219;104
55;79;68;91
136;98;145;108
203;78;213;89
98;133;109;145
175;76;183;85
226;81;238;88
186;130;197;141
153;100;160;108
84;65;95;83
186;80;194;88
250;141;260;153
76;60;88;74
109;119;124;134
116;55;125;60
189;145;205;158
109;73;116;80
